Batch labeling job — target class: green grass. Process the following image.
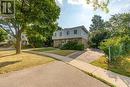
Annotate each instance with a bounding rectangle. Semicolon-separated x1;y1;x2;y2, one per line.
0;51;55;74
32;47;77;56
32;47;58;52
91;56;130;77
46;49;76;56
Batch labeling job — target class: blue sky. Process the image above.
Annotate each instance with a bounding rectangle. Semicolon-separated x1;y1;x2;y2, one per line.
55;0;130;30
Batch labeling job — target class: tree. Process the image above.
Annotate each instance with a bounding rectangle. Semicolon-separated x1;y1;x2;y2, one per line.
99;13;130;62
88;29;110;48
100;35;130;62
26;23;58;47
43;24;58;47
0;0;60;54
109;13;130;36
0;29;7;42
86;0;109;12
89;15;105;32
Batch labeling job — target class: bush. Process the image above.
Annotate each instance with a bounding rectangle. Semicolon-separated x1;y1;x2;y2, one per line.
100;35;130;62
60;41;84;50
88;29;110;48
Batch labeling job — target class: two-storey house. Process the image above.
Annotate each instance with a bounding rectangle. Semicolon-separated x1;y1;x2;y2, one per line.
52;26;88;48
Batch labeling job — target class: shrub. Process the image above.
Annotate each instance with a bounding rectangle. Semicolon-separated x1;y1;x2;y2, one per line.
88;29;110;48
100;35;130;62
60;41;84;50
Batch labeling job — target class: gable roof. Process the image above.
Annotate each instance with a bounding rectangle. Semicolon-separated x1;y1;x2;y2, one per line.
63;25;88;34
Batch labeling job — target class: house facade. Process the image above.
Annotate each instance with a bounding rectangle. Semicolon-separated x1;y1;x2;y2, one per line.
52;26;88;48
8;34;29;46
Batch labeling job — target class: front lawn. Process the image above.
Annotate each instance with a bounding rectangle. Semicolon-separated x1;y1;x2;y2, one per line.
46;50;76;56
32;47;76;56
91;56;130;77
0;51;55;74
32;47;57;52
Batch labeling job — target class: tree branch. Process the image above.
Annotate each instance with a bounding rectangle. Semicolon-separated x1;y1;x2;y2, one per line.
0;24;15;38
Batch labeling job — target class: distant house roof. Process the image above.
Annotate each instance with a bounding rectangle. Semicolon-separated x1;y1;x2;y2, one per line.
63;25;88;34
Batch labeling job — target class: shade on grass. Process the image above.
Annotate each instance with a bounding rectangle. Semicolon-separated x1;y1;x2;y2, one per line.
91;56;130;77
0;51;55;74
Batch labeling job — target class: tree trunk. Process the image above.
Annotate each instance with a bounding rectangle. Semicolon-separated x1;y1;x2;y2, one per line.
16;30;22;54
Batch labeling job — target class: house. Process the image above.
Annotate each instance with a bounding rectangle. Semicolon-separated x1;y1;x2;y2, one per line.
52;26;88;48
8;34;29;46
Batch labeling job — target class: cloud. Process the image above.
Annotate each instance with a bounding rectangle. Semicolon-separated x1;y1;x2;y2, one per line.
68;0;85;5
56;0;63;5
68;0;94;10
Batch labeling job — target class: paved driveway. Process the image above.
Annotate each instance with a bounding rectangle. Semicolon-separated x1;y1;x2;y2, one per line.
68;49;104;63
0;61;109;87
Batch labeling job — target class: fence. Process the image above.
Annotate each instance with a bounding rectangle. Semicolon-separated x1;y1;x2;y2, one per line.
108;43;130;61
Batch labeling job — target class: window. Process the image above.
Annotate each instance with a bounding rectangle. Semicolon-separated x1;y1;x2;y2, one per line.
55;33;57;36
60;32;62;36
67;31;69;35
74;30;77;34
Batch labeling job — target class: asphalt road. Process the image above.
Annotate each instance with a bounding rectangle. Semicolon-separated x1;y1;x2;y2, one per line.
0;61;109;87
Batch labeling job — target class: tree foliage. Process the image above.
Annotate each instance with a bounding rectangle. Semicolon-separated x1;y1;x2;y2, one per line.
100;35;130;61
88;29;110;48
86;0;109;12
100;13;130;62
0;0;60;54
0;29;7;42
89;15;105;32
26;23;58;47
108;13;130;36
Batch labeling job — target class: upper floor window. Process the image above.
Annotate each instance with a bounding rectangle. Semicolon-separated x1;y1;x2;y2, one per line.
60;32;62;36
74;30;77;34
55;33;57;36
67;31;69;35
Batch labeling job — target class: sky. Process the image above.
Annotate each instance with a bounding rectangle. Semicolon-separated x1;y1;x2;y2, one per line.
55;0;130;30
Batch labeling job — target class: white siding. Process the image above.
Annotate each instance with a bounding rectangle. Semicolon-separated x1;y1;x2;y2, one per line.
52;27;88;40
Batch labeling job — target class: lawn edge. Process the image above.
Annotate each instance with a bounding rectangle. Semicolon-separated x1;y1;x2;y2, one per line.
23;51;62;61
67;63;116;87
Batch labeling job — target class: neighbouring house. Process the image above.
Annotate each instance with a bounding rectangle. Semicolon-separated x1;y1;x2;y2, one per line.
8;34;29;46
52;26;88;48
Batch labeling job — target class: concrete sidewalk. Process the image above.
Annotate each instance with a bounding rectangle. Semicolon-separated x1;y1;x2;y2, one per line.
26;51;130;87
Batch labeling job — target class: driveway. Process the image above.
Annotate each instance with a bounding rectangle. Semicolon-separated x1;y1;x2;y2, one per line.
68;49;104;63
0;61;109;87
